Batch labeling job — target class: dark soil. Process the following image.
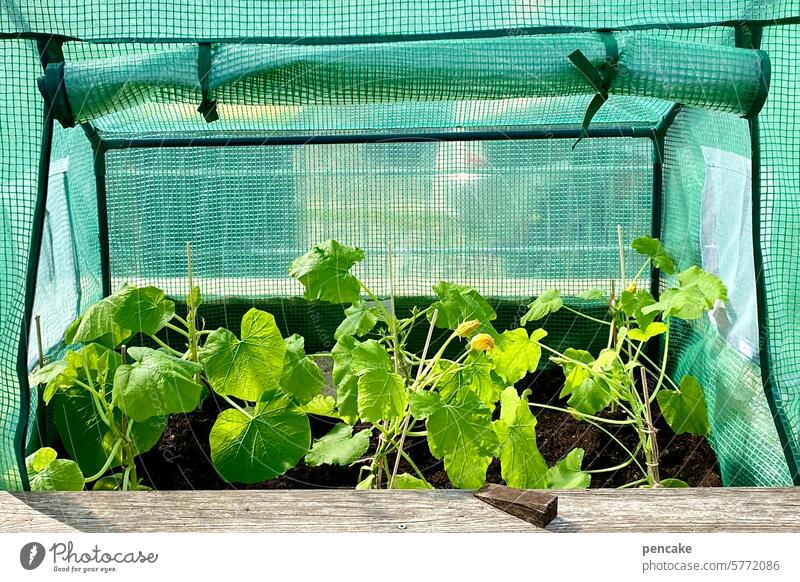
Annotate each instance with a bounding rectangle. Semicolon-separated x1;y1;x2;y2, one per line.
137;367;721;490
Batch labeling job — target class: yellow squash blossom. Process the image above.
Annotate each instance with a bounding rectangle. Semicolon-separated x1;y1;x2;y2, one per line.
470;333;495;352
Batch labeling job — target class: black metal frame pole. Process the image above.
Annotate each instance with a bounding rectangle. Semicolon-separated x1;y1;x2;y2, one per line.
99;125;656;150
94;146;111;297
644;104;681;368
647;104;681;299
650;132;665;300
82;124;112;297
14;109;55;490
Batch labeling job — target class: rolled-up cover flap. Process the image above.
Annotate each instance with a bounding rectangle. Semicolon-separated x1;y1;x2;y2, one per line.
40;33;770;128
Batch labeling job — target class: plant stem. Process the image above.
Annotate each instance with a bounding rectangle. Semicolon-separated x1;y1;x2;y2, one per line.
529;402;636;426
622;345;680;393
652;326;671;401
630;259;651;287
173;314;190;327
563;305;611;326
640;367;661;487
540;344;636;416
530;402;647;476
359;281;394;325
389;309;438;488
186;241;201;382
386;240;400;375
165;322;190;338
78;359;113;428
586;446;641;474
617;224;626;289
415;329;460;385
373;423;390;488
148;334;183;357
83;439;123;483
395;447;427;483
220;394;254;420
618;478;648;489
122;465;132;492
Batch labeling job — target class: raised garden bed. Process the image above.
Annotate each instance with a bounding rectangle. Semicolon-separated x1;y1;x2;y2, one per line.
2;488;798;533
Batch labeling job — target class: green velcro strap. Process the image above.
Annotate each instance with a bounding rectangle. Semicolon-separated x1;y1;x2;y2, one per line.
197;43;219;123
569;32;619;147
568;49;607;96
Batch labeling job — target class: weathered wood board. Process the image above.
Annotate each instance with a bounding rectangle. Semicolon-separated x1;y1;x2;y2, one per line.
1;488;797;533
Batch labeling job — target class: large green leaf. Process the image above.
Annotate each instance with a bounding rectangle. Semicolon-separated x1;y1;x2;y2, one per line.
53;388;114;476
642;286;706;320
417;391;497;488
115;285;175;336
126;414;168;457
408;390;442;419
641;266;726;321
558;349;614;415
619;289;657;329
305;423;371;467
657;375;710;436
75;343;121;389
52;378;165;476
299;394;340;418
351;339;394;371
489;328;547;385
30;360;77;405
631;236;676;275
289;240;365;304
627;322;667;342
334;301;379;339
428;281;496;329
26;448;84;491
281;334;324;405
331;338;394;424
660;478;690;488
677;266;728;307
546;448;591;489
357;368;407;423
201;308;285;401
356;474;376;490
331;336;359;424
91;474;152;491
209;389;310;484
493;388;548;488
578;288;606;300
390;473;434;490
438;354;504;407
64;291;131;347
113;347;203;421
520;289;563;324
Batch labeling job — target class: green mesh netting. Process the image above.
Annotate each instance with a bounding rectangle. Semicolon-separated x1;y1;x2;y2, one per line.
661;107;792;486
1;1;799;490
47;35;767;127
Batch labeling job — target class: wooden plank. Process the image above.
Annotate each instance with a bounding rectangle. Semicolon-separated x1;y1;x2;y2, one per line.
1;488;798;533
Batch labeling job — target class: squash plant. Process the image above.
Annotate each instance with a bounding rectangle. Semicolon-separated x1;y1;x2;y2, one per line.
289;240;590;489
29;276;325;489
520;232;723;488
